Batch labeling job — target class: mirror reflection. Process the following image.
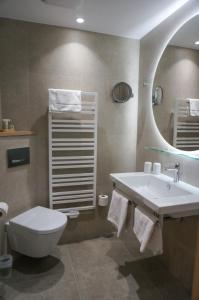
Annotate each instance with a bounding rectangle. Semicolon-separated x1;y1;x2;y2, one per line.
153;16;199;151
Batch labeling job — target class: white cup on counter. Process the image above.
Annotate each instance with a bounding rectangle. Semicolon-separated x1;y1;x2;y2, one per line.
144;161;152;173
152;162;161;175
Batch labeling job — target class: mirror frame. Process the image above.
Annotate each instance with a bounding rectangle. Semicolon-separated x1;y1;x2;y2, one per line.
150;12;199;154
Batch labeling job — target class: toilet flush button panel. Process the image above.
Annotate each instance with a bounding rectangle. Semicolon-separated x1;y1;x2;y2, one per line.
7;147;30;168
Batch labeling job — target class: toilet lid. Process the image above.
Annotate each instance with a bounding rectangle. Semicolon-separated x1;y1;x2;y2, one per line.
9;206;67;234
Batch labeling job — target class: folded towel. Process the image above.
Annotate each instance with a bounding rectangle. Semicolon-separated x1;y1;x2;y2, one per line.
107;190;129;238
188;98;199;116
147;222;163;255
133;206;163;255
49;89;81;112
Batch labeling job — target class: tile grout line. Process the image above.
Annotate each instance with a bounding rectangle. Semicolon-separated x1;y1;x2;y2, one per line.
66;245;85;300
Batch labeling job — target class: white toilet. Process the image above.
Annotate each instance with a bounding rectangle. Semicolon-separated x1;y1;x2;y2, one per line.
6;206;67;258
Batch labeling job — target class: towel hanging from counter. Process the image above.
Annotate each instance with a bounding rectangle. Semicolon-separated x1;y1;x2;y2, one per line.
188;98;199;116
107;190;128;238
49;89;81;112
133;206;163;255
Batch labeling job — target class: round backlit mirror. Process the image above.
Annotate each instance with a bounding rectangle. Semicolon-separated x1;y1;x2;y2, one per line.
112;82;133;103
152;16;199;151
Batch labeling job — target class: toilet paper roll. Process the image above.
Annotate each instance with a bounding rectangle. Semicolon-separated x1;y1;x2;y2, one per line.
0;203;8;219
98;195;109;207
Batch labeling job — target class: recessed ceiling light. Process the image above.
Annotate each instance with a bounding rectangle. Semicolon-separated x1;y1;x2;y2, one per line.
76;18;85;24
195;41;199;45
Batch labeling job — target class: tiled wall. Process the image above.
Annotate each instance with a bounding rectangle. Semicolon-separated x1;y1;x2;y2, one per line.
0;18;139;242
138;1;199;291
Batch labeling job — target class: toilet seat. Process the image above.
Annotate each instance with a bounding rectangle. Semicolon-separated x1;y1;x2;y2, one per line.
7;206;67;257
9;206;67;235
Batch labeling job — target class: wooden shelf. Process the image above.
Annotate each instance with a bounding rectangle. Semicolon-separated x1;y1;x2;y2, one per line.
0;130;35;137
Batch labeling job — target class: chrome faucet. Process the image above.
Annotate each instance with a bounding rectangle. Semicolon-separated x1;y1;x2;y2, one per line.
164;163;181;183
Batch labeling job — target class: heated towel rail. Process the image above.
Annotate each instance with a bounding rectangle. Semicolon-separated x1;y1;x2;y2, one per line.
49;91;98;215
173;99;199;150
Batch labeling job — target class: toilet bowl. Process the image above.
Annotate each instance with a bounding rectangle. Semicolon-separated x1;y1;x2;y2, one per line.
6;206;67;258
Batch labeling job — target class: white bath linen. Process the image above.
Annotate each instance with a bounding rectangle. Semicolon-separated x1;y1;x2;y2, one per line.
107;190;129;238
188;98;199;116
147;222;163;255
133;206;163;255
49;89;81;112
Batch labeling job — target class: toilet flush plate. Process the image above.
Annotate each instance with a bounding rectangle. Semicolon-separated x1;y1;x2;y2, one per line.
7;147;30;168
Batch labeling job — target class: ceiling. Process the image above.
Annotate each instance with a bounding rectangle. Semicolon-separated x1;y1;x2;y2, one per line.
170;16;199;50
0;0;191;39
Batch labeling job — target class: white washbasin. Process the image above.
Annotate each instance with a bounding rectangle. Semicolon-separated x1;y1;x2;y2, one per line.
118;174;191;198
110;172;199;216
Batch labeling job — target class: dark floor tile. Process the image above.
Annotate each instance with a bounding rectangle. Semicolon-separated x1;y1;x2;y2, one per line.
136;286;164;300
1;245;80;300
118;259;190;300
2;279;80;300
0;237;191;300
69;237;191;300
2;246;72;283
73;264;139;300
68;236;133;271
118;261;157;289
157;281;190;300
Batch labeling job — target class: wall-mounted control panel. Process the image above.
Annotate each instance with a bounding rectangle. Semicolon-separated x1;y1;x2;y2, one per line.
7;147;30;168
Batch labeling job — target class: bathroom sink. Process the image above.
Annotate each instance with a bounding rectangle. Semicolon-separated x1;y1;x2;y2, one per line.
117;174;191;198
110;172;199;216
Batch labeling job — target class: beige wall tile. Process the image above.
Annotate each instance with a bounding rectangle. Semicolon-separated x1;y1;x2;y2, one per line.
0;18;139;242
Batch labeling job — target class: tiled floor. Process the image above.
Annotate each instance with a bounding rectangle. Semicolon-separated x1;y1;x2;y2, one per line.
0;236;191;300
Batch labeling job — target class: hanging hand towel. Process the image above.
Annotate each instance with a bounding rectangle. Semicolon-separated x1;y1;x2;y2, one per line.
133;206;163;255
147;222;163;255
188;98;199;116
49;89;81;112
107;190;129;238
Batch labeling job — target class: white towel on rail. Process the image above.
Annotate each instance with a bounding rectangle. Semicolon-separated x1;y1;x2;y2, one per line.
147;222;163;255
133;206;163;255
188;98;199;116
107;190;128;238
49;89;81;112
